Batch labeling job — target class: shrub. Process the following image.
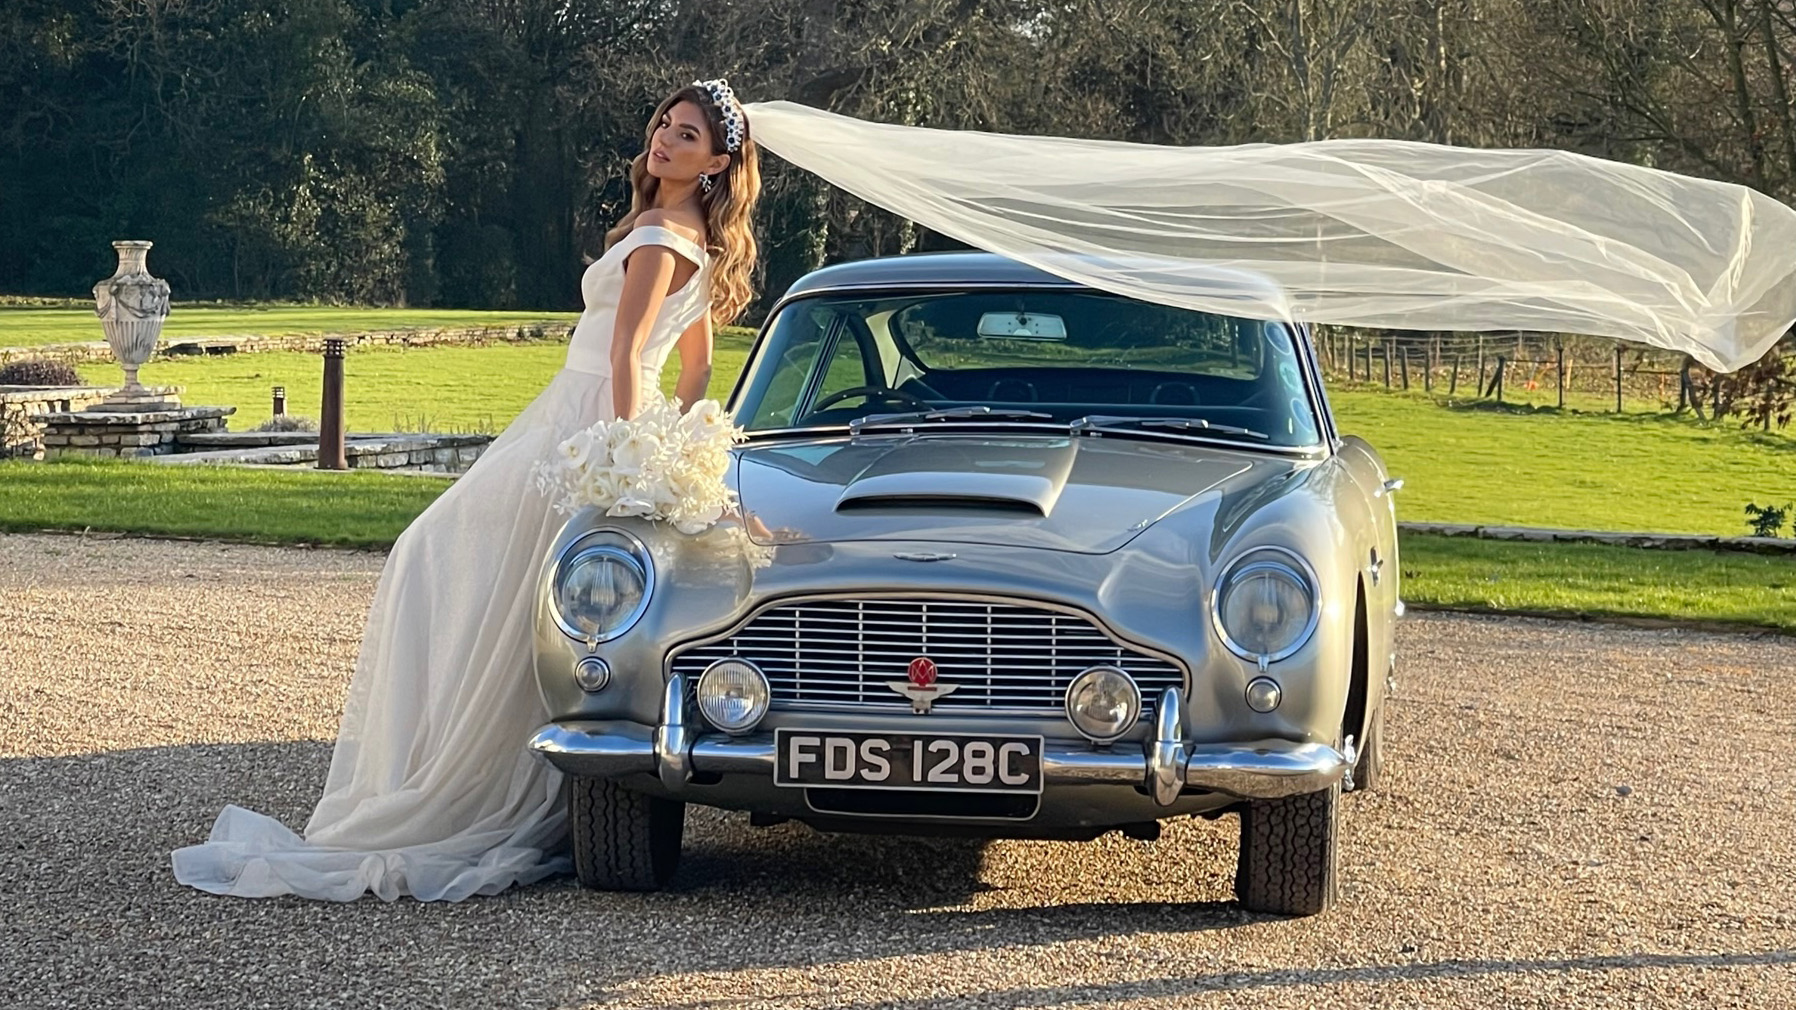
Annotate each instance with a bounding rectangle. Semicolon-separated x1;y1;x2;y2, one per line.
0;357;82;387
1743;502;1791;538
251;414;319;433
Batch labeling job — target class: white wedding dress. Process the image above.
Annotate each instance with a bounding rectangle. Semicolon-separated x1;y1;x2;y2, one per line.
173;225;712;901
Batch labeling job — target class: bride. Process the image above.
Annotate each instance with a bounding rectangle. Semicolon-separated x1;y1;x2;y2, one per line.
172;79;762;902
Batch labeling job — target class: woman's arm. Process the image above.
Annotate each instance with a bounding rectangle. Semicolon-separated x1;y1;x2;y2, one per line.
672;313;714;408
609;244;680;419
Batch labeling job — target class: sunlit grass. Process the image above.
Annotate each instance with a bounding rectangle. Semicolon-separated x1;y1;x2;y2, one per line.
1330;389;1796;537
1399;533;1796;632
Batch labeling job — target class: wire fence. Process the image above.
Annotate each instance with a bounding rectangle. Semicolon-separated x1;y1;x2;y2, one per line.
1318;330;1710;413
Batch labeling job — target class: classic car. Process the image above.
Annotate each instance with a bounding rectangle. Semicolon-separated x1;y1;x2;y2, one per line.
529;252;1401;917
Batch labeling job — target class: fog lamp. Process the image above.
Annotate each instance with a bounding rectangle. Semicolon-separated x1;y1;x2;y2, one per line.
696;659;770;735
1064;665;1142;744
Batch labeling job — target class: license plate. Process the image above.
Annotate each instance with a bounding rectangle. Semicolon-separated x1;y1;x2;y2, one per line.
774;730;1043;793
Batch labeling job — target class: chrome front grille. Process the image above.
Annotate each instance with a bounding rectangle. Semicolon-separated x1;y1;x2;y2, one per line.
670;598;1185;716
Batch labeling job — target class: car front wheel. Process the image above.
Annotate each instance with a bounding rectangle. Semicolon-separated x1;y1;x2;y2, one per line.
1234;782;1340;916
568;775;684;891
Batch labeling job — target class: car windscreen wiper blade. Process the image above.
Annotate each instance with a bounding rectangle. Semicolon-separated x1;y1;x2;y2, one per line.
1070;414;1270;440
849;406;1055;432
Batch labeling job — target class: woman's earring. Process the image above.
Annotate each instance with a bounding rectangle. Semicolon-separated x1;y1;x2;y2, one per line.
698;173;714;195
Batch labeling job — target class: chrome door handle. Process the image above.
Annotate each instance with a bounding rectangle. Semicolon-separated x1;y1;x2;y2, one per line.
1380;477;1404;495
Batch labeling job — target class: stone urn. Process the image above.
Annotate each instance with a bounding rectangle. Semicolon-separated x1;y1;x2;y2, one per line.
93;240;171;391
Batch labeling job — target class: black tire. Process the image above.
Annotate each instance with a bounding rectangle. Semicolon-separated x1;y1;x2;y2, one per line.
1350;704;1384;794
1235;783;1340;917
568;775;684;891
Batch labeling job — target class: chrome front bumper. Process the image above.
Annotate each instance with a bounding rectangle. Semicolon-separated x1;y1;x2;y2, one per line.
529;674;1350;805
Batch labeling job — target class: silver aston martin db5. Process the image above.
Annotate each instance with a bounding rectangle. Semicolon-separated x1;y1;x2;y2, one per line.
530;252;1401;917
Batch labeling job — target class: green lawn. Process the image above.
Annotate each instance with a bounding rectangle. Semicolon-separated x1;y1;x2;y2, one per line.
1329;389;1796;536
0;305;578;348
77;328;758;433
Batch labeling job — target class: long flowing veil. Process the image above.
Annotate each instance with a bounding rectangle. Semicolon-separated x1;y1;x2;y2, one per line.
744;100;1796;373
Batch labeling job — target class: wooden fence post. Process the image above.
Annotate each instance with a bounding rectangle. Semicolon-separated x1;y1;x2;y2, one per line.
1614;344;1624;413
1485;355;1507;401
1555;338;1565;409
1399;342;1410;390
1382;340;1392;387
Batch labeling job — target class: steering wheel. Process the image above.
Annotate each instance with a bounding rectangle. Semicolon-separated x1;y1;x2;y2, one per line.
811;385;932;412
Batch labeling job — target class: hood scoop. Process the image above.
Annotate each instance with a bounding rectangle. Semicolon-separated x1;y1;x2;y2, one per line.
834;440;1076;516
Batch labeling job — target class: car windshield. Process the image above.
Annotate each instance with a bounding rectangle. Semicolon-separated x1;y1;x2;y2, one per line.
730;290;1324;447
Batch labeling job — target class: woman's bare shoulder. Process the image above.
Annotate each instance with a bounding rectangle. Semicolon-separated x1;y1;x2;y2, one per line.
632;208;707;247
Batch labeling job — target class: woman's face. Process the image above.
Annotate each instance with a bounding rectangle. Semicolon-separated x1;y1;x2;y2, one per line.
647;100;728;185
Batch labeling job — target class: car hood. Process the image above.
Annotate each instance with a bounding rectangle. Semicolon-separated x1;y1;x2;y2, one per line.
734;433;1263;554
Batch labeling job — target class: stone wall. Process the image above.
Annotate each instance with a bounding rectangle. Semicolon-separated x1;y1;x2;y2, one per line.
1;384;147;459
39;402;232;459
157;433;492;474
1;321;572;366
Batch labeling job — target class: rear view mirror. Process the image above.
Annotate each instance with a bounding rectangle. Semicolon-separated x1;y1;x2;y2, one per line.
976;311;1067;341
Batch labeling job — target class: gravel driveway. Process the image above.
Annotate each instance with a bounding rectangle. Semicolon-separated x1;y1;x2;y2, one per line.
2;532;1793;1009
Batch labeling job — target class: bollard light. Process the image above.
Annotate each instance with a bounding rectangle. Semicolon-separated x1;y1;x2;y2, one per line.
272;385;286;417
317;339;347;470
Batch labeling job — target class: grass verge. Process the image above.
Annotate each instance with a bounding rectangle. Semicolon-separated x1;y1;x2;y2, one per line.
0;458;442;549
1398;533;1795;633
1;460;1789;633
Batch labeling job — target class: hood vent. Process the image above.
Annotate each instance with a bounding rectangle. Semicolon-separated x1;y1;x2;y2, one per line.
835;493;1046;516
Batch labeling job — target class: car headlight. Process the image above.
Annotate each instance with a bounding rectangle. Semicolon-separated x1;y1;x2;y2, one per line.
696;659;770;734
550;530;653;642
1064;665;1142;744
1212;547;1319;663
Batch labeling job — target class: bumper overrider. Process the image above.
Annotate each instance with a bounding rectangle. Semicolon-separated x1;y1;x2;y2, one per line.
529;673;1350;807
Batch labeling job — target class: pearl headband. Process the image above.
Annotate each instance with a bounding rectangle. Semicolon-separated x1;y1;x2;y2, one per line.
692;78;745;153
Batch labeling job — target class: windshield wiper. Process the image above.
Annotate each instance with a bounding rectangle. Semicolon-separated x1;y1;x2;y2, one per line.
849;406;1054;433
1070;414;1270;441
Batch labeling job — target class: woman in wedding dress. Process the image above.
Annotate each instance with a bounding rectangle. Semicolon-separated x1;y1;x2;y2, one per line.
172;80;762;902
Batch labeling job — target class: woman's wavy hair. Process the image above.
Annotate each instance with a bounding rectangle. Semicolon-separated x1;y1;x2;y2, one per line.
605;84;761;325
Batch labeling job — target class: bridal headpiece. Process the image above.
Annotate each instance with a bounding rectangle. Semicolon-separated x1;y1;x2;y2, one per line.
693;78;746;153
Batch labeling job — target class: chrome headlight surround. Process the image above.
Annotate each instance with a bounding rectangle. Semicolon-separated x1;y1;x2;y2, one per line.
549;528;654;643
1210;545;1321;665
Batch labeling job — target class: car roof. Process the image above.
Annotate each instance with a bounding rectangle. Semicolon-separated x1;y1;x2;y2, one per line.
783;252;1078;296
780;251;1291;310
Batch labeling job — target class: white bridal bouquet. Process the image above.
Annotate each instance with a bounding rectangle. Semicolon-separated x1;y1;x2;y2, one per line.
531;393;746;534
